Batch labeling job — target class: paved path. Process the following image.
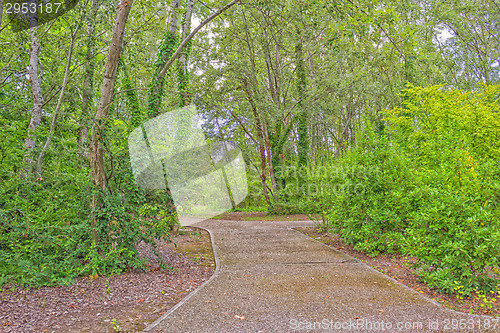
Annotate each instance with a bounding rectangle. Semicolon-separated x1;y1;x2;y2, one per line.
144;220;499;332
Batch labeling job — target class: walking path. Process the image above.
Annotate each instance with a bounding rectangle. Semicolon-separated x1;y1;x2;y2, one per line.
144;219;498;332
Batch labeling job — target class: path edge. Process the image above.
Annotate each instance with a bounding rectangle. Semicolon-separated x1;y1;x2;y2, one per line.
289;225;496;321
142;225;221;332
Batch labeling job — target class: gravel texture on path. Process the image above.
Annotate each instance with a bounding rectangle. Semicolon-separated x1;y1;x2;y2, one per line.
146;219;499;333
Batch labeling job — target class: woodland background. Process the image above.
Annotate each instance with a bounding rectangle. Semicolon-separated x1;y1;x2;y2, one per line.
0;0;499;296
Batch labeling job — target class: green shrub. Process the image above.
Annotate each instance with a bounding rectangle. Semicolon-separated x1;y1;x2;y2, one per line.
0;133;175;287
325;120;411;255
0;173;91;286
324;84;500;293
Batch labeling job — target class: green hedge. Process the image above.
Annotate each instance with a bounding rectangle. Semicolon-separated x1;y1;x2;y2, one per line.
322;84;500;294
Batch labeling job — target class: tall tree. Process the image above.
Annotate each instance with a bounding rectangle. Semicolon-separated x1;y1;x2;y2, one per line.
147;0;180;118
148;0;241;117
78;0;100;164
89;0;134;247
22;27;44;177
36;26;79;176
295;26;308;167
177;0;194;107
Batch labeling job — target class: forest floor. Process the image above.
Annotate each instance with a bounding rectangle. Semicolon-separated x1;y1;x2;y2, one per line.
0;227;215;333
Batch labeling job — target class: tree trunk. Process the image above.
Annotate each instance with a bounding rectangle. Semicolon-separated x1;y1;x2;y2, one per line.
271;120;293;191
295;28;308;168
78;0;99;165
89;0;134;247
36;27;78;176
122;65;142;130
259;140;271;206
263;122;277;195
214;112;238;209
177;0;194;107
22;27;44;177
147;0;180;118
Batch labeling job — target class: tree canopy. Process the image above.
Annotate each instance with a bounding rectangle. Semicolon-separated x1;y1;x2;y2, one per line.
0;0;498;293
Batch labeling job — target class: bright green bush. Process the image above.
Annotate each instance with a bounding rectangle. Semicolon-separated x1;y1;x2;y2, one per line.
323;84;500;294
404;188;500;293
391;84;500;294
324;120;412;255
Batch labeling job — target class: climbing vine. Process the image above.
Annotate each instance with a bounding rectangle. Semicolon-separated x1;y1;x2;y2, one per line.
176;38;192;107
147;31;179;119
121;59;142;130
176;1;194;108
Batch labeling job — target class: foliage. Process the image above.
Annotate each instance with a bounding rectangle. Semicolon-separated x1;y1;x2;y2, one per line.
87;121;176;277
322;84;500;294
1;0;499;295
0;116;176;287
0;172;91;286
147;31;179;118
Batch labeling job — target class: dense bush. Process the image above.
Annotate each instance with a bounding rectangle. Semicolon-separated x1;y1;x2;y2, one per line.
0;120;176;287
0;171;92;286
320;84;500;294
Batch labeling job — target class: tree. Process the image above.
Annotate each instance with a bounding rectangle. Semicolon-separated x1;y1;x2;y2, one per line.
147;0;241;118
147;0;180;119
22;27;44;177
177;0;194;107
78;0;100;163
36;25;79;176
89;0;134;247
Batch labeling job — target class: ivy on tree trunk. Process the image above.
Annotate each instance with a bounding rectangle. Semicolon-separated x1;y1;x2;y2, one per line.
296;28;308;168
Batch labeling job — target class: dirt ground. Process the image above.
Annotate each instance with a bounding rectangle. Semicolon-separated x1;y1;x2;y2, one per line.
0;227;214;333
296;226;500;318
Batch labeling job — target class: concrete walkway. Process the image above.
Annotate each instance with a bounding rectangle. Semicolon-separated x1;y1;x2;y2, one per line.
144;220;499;332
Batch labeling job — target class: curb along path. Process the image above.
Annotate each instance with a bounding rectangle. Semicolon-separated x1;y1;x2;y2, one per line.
144;220;498;333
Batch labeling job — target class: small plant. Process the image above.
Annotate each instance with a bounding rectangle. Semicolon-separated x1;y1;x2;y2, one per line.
110;318;122;332
454;282;466;300
190;231;201;238
472;289;497;311
104;280;111;300
454;282;499;313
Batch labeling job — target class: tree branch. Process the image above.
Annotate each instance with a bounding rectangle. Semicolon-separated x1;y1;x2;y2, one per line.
157;0;241;80
36;26;79;176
